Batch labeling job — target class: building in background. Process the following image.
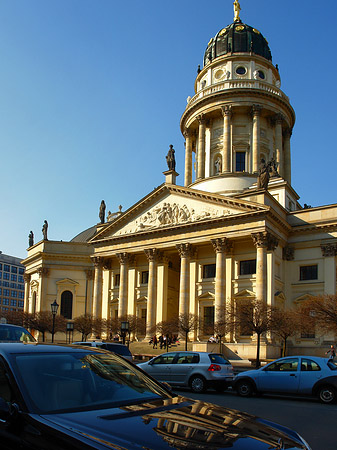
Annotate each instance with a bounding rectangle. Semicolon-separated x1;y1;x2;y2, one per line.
0;252;25;313
21;3;337;357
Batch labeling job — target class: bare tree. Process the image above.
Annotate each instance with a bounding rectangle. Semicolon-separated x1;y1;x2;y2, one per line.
229;299;273;368
297;295;337;335
178;313;199;351
213;309;230;353
270;307;300;357
29;311;67;342
0;310;26;326
73;314;96;341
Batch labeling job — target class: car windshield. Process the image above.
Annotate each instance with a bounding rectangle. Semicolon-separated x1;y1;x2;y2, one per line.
14;351;171;414
209;354;231;364
0;326;35;343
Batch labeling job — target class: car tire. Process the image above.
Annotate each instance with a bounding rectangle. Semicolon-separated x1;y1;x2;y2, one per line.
190;375;206;393
318;385;337;404
236;379;254;397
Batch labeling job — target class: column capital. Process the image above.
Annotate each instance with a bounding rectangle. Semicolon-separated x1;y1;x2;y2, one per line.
116;252;134;265
251;104;262;117
183;127;190;139
37;267;49;277
144;248;163;263
197;114;206;125
321;243;337;257
282;246;295;261
176;243;196;259
221;105;232;118
211;237;233;254
270;113;285;126
283;127;293;138
23;273;31;283
85;269;94;280
252;231;279;250
92;256;104;268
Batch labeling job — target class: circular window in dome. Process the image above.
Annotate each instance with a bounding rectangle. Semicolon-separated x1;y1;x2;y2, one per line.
236;66;247;76
214;69;224;80
258;70;265;79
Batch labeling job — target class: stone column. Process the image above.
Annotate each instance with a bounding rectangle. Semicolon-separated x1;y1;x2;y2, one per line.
221;105;232;173
251;105;262;173
92;257;104;318
23;273;31;313
211;238;233;324
84;269;94;316
321;244;337;295
184;128;193;186
37;267;49;311
116;253;133;318
197;115;206;179
283;127;292;184
252;232;278;303
144;249;162;338
176;243;194;316
275;114;284;178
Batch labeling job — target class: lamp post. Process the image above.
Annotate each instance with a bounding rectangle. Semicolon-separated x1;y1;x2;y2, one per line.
51;300;59;343
121;321;129;346
66;321;74;344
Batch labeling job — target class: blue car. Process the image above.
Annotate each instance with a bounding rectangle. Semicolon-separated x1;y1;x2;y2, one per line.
234;355;337;404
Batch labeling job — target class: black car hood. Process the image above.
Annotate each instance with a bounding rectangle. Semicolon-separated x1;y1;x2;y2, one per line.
40;395;307;450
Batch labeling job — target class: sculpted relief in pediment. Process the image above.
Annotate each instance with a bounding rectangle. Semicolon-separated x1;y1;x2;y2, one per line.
115;201;235;236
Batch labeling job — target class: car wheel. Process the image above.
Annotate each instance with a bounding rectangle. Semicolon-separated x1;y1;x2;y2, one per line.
318;386;337;404
236;379;254;397
190;375;206;393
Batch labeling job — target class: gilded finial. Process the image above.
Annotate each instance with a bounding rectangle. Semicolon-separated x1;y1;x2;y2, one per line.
233;0;241;22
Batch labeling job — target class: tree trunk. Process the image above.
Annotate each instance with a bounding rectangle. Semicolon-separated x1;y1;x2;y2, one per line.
256;333;261;368
185;331;188;351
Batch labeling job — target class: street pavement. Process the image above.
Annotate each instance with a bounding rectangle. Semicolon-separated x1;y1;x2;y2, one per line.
182;388;337;450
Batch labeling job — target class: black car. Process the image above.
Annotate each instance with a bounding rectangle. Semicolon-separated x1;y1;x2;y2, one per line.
0;323;36;342
0;343;311;449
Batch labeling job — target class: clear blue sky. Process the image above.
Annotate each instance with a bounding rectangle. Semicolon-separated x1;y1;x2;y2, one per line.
1;0;336;259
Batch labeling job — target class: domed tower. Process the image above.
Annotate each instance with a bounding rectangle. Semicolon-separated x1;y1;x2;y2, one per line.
180;1;295;197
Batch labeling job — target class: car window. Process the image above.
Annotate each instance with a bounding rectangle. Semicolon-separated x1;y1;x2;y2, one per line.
175;353;199;364
14;352;170;414
301;358;321;371
0;325;35;342
208;354;230;365
152;354;176;365
327;360;337;370
265;358;299;372
100;343;131;356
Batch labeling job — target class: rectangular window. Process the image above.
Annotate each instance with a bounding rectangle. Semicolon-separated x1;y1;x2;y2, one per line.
203;264;216;279
3;273;9;281
2;299;9;306
301;332;315;339
10;300;17;307
18;292;24;299
3;289;10;296
0;272;2;279
18;276;24;283
4;265;10;272
236;152;246;172
2;282;9;287
18;301;24;308
141;308;147;321
11;291;17;298
11;275;17;282
141;271;149;284
114;274;120;287
300;265;318;281
239;259;256;275
11;267;17;274
203;306;214;335
19;268;24;275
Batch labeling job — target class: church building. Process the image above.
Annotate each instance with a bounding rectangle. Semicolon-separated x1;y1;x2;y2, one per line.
22;2;337;358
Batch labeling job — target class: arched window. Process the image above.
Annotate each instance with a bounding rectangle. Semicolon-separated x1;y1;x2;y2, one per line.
61;290;73;319
32;292;37;314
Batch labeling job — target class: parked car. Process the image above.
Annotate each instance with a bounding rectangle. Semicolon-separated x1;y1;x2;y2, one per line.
0;343;311;449
0;323;36;343
73;341;133;362
234;355;337;403
138;351;234;393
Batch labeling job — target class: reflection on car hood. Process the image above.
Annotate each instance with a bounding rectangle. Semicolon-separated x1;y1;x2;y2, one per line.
40;396;308;450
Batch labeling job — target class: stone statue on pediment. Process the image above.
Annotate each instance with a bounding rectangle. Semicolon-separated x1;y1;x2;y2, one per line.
257;159;270;190
99;200;106;224
29;231;34;247
42;220;48;240
166;145;176;171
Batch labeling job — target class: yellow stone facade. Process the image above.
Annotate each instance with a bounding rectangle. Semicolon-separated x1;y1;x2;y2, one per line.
21;7;337;358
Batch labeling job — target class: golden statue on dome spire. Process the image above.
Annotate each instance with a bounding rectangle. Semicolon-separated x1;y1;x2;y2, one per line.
233;0;241;22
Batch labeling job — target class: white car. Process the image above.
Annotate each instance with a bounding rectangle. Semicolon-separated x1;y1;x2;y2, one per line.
138;351;234;393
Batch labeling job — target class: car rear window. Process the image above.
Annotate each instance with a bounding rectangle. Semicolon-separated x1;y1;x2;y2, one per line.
327;360;337;370
208;354;230;364
100;343;131;356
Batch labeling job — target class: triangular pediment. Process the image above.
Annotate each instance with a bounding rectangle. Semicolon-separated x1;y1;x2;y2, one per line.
197;291;215;300
293;293;314;304
91;184;268;242
234;289;256;299
56;278;79;287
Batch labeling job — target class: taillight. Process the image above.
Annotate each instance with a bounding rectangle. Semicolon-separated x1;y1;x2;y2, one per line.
208;364;221;372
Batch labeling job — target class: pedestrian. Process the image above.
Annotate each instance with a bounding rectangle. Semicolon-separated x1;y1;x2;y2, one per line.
325;345;336;361
152;335;158;349
159;335;163;349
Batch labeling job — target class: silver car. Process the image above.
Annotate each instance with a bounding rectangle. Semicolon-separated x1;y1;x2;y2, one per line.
138;351;234;393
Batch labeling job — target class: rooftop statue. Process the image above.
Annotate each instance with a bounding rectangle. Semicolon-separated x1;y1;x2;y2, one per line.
257;159;270;190
99;200;106;224
42;220;48;241
166;144;176;171
233;0;241;22
29;230;34;247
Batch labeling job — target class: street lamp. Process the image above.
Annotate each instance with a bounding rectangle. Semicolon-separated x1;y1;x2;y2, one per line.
50;300;59;343
121;321;129;346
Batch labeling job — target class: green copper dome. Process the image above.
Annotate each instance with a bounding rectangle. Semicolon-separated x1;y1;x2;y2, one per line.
204;21;272;67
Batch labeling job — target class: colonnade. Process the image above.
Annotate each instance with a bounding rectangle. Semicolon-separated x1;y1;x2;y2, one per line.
91;231;280;338
183;104;292;186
